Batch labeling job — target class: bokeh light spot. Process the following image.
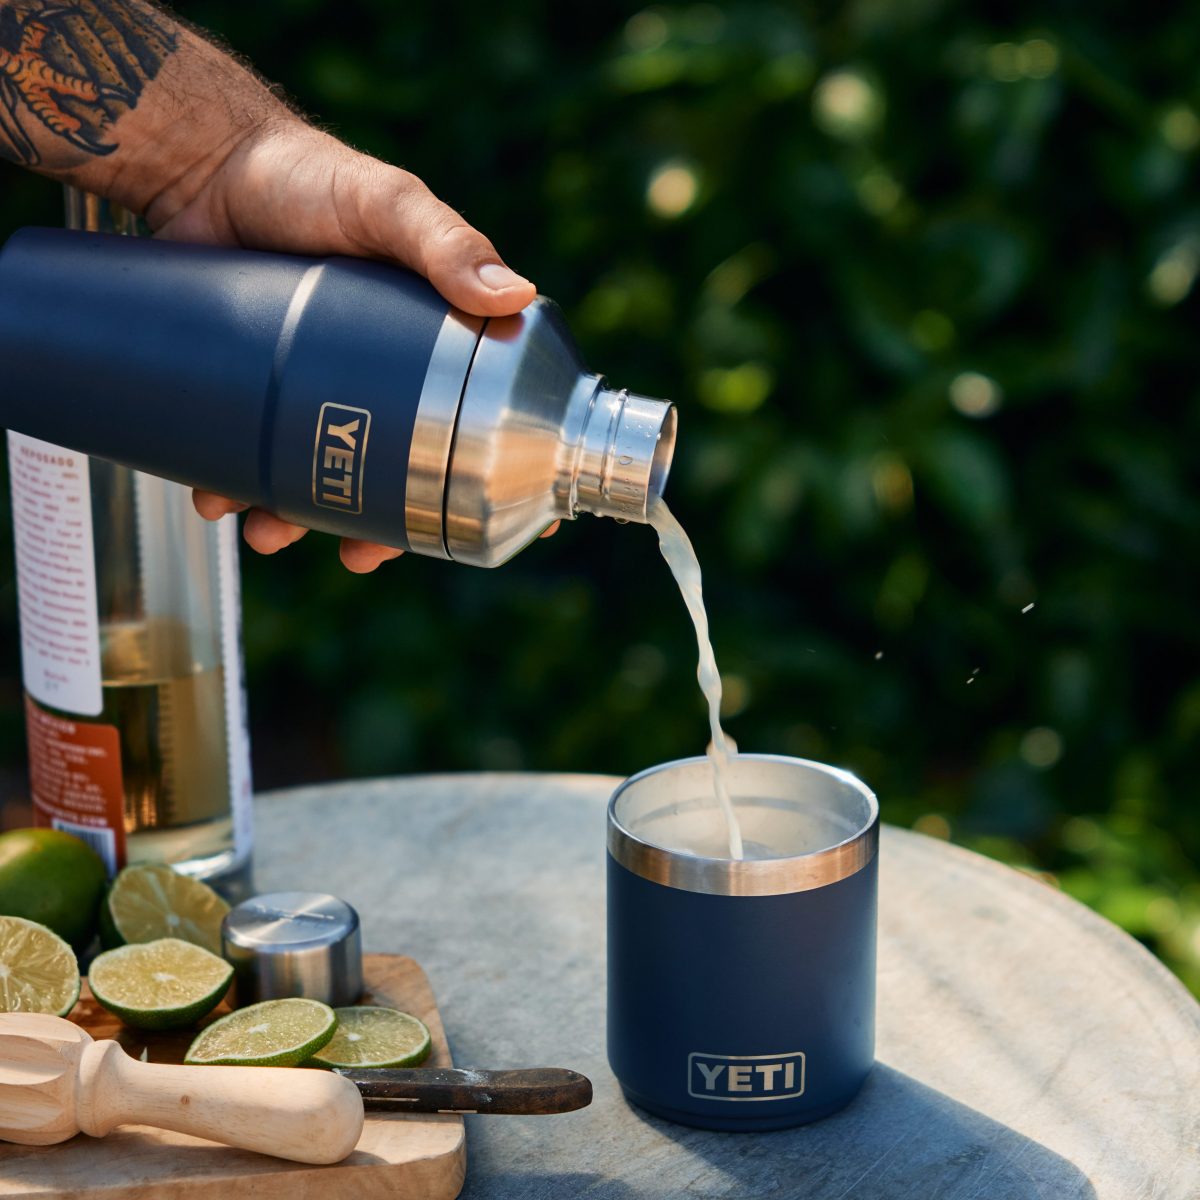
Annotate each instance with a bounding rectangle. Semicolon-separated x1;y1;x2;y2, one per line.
1147;240;1200;305
647;160;700;217
949;371;1002;418
1020;726;1063;769
857;168;903;216
698;362;774;414
719;673;751;719
871;454;914;514
1019;38;1059;79
985;42;1023;83
1161;105;1200;152
813;69;883;140
914;814;952;840
624;8;668;52
984;38;1059;82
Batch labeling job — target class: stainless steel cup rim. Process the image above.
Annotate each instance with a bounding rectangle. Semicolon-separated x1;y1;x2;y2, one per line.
607;754;879;896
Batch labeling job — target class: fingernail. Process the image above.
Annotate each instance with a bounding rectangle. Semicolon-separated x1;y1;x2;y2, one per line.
477;262;531;292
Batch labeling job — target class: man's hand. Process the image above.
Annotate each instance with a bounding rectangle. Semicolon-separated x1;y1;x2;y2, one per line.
156;121;549;573
0;0;554;571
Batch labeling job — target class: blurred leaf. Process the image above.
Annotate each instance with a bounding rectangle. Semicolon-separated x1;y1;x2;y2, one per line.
914;429;1011;529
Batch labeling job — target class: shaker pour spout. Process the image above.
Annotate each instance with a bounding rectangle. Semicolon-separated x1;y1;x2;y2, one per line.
571;389;677;524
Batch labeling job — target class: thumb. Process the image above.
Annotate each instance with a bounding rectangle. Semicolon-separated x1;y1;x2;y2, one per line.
347;161;536;317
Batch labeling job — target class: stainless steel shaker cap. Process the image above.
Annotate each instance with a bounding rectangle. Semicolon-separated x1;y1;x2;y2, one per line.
221;892;363;1007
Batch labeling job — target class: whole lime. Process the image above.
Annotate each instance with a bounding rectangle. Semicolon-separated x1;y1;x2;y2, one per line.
0;828;108;948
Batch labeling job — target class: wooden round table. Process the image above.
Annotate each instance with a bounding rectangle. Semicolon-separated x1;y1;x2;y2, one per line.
254;774;1200;1199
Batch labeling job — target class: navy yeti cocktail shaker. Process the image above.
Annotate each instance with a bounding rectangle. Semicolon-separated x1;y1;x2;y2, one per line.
607;755;879;1130
0;227;676;565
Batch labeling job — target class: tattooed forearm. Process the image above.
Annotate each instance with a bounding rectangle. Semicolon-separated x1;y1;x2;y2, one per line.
0;0;177;166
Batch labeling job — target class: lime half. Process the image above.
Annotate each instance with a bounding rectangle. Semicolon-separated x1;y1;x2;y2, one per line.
102;864;229;954
89;938;232;1030
185;998;338;1067
306;1007;432;1069
0;915;80;1016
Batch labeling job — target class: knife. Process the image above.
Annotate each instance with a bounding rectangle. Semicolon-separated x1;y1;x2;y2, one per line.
336;1066;593;1115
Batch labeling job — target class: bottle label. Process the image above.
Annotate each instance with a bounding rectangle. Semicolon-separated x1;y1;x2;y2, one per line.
6;433;103;715
9;431;253;877
26;698;125;875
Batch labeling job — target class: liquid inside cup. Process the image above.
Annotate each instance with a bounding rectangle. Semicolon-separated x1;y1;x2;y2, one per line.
628;795;860;861
613;757;876;864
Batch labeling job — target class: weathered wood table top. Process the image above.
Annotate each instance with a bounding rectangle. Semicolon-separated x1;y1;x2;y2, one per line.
256;773;1200;1200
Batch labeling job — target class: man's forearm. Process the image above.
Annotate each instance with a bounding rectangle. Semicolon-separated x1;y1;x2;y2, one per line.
0;0;281;219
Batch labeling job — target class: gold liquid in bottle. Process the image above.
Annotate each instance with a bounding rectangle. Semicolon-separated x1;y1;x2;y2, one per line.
100;619;234;868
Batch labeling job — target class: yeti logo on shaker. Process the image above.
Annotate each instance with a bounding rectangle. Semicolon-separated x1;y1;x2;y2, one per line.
313;402;372;513
687;1052;806;1101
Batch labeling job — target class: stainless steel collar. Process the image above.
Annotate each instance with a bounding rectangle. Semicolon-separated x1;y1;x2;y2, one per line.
608;754;879;896
404;308;484;559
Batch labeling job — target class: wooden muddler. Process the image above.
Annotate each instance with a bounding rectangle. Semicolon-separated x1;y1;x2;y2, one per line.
0;1013;364;1165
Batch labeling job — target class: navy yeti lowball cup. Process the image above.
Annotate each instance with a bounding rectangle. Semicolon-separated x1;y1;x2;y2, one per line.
607;754;879;1131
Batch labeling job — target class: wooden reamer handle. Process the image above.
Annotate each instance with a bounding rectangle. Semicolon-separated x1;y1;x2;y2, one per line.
75;1040;364;1165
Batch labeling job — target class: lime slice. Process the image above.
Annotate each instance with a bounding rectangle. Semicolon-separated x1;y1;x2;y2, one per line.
89;938;233;1030
306;1007;432;1069
102;864;230;954
185;998;338;1067
0;915;80;1017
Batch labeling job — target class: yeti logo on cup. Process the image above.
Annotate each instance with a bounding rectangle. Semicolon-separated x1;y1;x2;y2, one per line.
313;402;372;514
687;1051;806;1101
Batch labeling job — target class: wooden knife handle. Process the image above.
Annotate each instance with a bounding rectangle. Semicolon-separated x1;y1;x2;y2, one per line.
76;1040;364;1164
339;1066;593;1115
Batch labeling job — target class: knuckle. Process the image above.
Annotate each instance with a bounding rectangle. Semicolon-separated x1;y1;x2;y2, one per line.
371;167;496;274
383;168;439;223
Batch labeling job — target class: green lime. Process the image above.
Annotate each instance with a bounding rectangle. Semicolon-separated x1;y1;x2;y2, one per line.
101;864;229;954
305;1007;432;1069
0;915;81;1016
0;828;107;948
88;937;233;1030
185;998;338;1067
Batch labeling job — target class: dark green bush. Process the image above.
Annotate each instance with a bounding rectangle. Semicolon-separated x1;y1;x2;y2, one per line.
1;1;1197;992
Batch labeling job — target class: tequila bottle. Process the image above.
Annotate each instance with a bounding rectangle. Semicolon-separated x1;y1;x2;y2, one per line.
7;192;253;896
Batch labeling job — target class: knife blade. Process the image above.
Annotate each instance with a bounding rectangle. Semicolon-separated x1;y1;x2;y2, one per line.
335;1066;592;1115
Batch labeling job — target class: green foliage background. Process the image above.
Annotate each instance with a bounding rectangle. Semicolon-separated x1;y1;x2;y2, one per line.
0;1;1197;992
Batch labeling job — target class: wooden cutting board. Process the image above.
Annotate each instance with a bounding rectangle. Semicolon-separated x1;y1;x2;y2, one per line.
0;954;466;1200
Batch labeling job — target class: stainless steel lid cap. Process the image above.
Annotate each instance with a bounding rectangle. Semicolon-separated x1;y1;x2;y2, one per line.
221;891;364;1007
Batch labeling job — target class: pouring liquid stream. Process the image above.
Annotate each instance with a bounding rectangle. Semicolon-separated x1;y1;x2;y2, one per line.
647;498;745;860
